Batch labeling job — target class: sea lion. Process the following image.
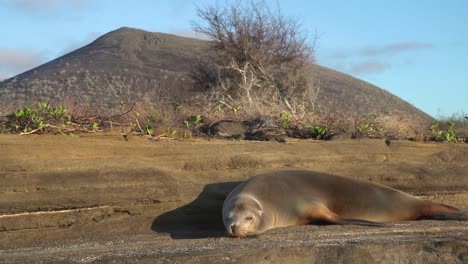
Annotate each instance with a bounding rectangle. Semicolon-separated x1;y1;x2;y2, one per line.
222;169;466;237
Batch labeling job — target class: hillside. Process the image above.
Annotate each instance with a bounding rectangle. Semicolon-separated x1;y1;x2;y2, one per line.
0;27;434;124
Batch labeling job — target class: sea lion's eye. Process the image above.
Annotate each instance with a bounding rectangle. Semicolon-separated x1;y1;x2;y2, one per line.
246;216;253;221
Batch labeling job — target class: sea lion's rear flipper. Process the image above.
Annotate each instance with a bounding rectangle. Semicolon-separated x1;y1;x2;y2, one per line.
418;203;467;221
417;213;468;221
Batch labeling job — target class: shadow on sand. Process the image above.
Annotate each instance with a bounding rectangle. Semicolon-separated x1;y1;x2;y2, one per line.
151;181;241;239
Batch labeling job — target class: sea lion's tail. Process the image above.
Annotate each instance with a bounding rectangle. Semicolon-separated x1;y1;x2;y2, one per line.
417;203;468;221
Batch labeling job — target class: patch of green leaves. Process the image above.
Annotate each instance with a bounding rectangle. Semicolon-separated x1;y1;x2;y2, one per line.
304;125;329;139
312;125;328;136
356;122;376;134
429;122;458;143
213;105;223;115
168;128;177;136
279;112;291;130
3;102;100;135
184;115;203;128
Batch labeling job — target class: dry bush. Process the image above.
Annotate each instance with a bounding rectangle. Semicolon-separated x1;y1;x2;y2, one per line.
192;0;319;115
435;111;468;135
374;114;422;139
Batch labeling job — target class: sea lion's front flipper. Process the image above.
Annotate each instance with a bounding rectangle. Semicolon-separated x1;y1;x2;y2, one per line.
301;206;386;227
298;205;339;225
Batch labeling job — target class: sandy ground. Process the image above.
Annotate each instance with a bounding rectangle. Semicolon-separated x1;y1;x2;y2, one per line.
0;134;467;263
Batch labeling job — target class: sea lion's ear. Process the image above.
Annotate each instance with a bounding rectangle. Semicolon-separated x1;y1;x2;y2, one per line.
258;209;263;216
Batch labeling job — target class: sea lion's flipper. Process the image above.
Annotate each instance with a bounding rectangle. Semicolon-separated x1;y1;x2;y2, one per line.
417;213;468;221
300;206;340;225
418;203;467;221
301;206;386;226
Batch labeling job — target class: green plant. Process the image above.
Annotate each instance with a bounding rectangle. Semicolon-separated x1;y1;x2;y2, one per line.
145;114;158;123
280;122;289;129
313;125;328;136
168;128;177;136
144;126;154;136
444;122;458;143
49;105;67;118
120;100;127;112
356;122;375;134
194;115;203;124
6;103;69;134
305;125;328;139
184;115;203;128
279;112;291;130
445;130;457;142
429;122;458;143
128;121;136;129
213;105;223;115
4;102;112;135
279;112;291;119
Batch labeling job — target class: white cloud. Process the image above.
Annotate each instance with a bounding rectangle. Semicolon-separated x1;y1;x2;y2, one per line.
349;60;391;75
0;48;47;79
327;42;433;60
3;0;88;14
359;42;433;57
0;30;100;79
323;42;432;76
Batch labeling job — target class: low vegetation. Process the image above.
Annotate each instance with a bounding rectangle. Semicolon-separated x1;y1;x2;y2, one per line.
1;102;101;136
1;101;466;143
426;112;468;143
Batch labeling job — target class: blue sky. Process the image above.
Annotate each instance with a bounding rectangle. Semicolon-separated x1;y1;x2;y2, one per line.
0;0;466;117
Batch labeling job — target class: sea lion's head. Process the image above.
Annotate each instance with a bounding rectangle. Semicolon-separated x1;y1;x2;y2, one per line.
223;195;264;237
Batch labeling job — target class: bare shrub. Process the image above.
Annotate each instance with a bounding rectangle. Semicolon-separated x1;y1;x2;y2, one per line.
374;114;421;139
192;0;318;115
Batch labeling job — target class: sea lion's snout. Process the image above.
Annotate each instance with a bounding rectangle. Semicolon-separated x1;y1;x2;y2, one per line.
230;224;237;233
225;214;260;237
227;222;248;237
224;221;237;237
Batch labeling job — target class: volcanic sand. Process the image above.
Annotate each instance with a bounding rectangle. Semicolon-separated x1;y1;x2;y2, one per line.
0;134;467;263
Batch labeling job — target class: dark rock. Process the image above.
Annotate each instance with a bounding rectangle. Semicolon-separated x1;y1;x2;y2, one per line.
209;121;247;139
244;116;278;130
